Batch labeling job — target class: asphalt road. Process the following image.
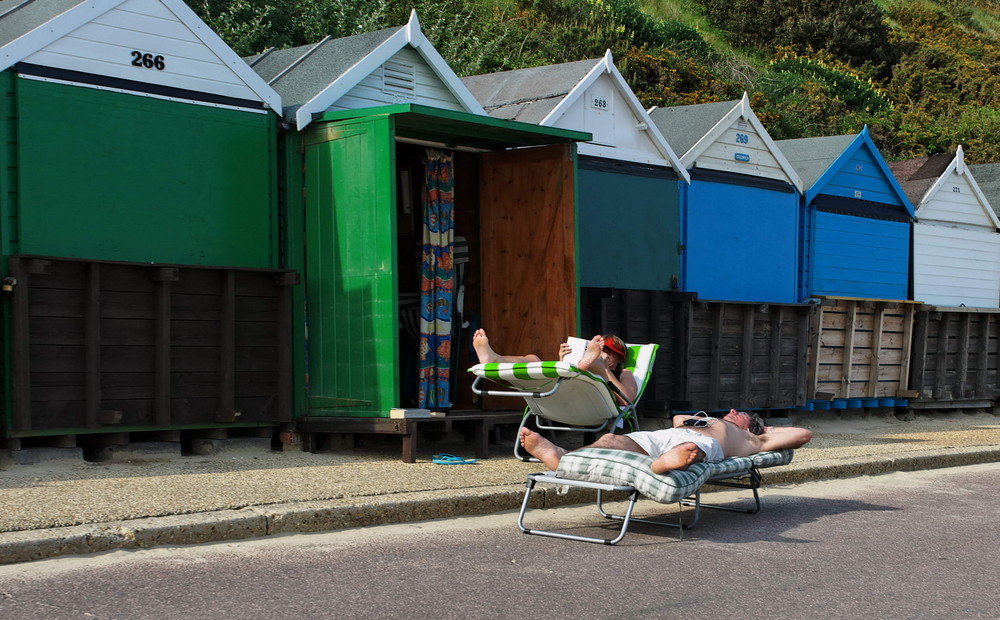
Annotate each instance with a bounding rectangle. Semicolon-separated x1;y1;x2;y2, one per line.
2;463;999;620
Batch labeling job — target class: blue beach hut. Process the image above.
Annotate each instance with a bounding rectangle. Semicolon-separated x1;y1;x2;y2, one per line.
649;94;804;303
777;128;914;301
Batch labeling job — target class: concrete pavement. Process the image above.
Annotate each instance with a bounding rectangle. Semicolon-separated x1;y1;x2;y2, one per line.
2;409;999;564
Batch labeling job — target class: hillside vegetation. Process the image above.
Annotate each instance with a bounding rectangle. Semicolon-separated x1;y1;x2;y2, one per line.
191;0;1000;162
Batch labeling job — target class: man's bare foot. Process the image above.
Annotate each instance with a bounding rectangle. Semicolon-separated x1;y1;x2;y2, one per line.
472;328;499;364
519;427;567;470
576;335;605;372
650;442;704;474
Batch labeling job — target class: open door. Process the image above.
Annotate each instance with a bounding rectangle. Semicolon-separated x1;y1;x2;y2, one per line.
478;144;577;382
304;116;398;416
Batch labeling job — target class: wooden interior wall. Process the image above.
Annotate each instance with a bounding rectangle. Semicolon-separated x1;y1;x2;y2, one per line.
808;298;918;401
582;289;811;412
9;255;296;435
478;144;576;388
910;308;1000;403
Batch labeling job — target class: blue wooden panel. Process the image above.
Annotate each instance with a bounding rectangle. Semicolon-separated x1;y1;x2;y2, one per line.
684;179;799;302
578;167;681;290
809;211;909;299
820;148;905;206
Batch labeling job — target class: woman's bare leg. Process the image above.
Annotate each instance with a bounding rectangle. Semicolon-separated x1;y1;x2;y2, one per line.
473;329;541;364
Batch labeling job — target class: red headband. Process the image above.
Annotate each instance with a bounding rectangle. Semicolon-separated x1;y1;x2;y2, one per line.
603;338;626;359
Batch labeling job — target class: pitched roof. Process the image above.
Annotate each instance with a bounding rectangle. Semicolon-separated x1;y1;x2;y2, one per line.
245;27;398;114
647;99;739;157
0;0;281;112
460;58;599;125
888;153;953;206
244;11;484;129
776;134;857;189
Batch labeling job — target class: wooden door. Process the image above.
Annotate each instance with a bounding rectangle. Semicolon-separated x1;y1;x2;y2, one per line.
478;144;577;374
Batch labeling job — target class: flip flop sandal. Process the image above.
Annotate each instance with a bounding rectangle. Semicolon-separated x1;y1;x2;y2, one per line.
432;453;477;465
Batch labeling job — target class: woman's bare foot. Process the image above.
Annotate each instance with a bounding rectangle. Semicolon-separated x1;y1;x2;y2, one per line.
576;335;605;372
519;428;567;470
472;328;499;364
650;442;704;474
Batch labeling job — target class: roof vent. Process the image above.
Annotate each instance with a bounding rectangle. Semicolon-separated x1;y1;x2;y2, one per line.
382;61;415;98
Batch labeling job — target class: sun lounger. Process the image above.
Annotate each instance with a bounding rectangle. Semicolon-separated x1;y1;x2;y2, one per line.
468;342;658;461
516;446;795;545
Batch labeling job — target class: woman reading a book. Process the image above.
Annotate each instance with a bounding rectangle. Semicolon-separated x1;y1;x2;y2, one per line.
472;329;637;406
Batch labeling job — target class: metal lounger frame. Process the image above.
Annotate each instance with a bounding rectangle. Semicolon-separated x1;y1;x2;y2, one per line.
516;464;764;545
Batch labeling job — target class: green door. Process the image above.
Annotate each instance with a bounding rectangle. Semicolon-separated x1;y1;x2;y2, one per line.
304;116;398;417
577;164;681;290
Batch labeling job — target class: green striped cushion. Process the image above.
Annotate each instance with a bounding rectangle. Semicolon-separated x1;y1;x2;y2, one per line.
555;447;794;504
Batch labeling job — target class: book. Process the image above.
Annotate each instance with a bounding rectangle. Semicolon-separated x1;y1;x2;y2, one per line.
389;408;446;419
563;336;590;366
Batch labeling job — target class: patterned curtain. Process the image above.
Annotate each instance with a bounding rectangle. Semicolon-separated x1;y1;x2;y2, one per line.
417;150;455;408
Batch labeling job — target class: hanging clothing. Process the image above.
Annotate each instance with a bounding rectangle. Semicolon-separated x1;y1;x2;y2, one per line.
417;150;455;409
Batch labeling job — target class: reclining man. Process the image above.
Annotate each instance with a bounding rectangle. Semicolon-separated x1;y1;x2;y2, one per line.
519;409;812;474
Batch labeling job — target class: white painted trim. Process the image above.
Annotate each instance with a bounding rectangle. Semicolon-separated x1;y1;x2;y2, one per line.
0;0;282;113
919;145;1000;229
20;72;267;113
404;11;485;116
540;50;689;181
160;0;280;113
0;0;125;72
681;92;803;190
295;10;484;130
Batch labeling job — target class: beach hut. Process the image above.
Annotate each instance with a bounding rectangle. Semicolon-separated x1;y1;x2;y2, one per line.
461;51;689;293
247;12;589;429
896;154;1000;410
649;94;804;303
0;0;294;440
777;128;913;301
891;146;1000;308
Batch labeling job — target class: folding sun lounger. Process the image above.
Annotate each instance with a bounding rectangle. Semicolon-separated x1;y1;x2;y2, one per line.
468;341;659;461
468;342;796;545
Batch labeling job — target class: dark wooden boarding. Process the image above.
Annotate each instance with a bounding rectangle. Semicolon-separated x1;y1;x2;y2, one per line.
296;411;524;463
582;288;813;412
909;306;1000;408
7;255;298;435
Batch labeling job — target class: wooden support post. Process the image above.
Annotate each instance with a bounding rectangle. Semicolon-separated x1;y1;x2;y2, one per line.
708;304;724;410
796;306;811;405
218;270;237;422
868;304;885;398
153;268;177;427
9;258;30;433
975;314;991;398
842;300;857;398
934;313;950;399
739;305;753;406
899;303;916;393
957;313;971;399
769;306;783;406
85;263;101;428
910;310;929;399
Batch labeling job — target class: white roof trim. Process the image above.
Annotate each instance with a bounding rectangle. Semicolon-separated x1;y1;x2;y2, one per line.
0;0;282;114
0;0;126;72
920;145;1000;228
539;50;689;181
165;0;281;113
681;92;804;191
295;10;484;130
